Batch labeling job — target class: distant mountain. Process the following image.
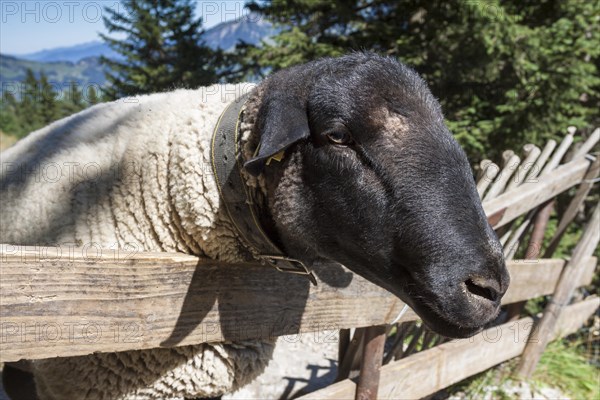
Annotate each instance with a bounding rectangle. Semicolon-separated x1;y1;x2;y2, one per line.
1;17;277;92
203;17;277;51
0;55;107;93
12;41;124;64
12;17;275;64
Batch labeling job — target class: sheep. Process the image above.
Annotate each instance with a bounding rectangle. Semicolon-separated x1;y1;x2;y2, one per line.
0;52;509;399
1;83;273;399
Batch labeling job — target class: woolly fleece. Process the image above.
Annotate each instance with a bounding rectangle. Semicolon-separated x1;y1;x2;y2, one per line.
0;83;275;400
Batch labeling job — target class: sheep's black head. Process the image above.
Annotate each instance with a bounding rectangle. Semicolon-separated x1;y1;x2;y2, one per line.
245;52;509;339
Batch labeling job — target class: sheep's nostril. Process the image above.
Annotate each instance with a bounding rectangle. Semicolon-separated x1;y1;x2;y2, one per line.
464;278;500;303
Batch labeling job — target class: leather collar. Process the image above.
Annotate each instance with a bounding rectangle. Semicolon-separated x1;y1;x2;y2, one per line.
210;94;317;285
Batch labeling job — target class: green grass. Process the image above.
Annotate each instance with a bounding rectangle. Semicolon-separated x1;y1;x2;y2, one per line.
446;340;599;399
0;130;18;151
447;359;516;399
531;340;599;400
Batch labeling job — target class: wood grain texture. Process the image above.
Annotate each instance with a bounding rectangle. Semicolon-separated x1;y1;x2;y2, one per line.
355;325;387;400
553;296;599;336
0;245;595;362
483;157;590;228
500;257;596;305
298;296;599;400
544;155;600;257
483;154;520;200
0;245;414;362
516;204;600;377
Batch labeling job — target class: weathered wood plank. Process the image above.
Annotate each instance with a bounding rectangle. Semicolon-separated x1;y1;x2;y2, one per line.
0;244;596;362
554;296;600;337
336;328;366;382
502;257;596;305
298;297;599;400
572;127;600;159
505;144;541;192
355;325;387;400
516;204;600;377
544;155;600;257
476;162;499;198
483;157;591;228
0;245;414;362
504;200;554;318
483;154;520;200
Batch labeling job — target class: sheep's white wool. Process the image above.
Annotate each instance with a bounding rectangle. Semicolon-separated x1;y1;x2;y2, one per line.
0;84;275;399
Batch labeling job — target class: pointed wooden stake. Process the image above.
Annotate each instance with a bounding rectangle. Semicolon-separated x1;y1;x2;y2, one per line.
515;204;599;378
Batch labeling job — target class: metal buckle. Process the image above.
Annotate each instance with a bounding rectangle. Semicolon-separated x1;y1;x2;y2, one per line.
260;254;317;286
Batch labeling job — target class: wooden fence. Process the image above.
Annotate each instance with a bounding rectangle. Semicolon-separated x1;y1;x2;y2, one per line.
300;298;599;400
0;128;598;399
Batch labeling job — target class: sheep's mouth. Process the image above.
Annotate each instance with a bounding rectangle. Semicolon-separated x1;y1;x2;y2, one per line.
340;259;494;339
385;267;491;339
402;295;486;338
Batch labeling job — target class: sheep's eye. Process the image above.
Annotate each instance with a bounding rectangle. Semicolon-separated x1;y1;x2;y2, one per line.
326;130;353;145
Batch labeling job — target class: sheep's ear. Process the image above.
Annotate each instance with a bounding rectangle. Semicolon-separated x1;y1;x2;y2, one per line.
244;96;310;176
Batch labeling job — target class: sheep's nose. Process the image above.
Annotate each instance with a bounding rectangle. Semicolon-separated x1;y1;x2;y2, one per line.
463;275;506;304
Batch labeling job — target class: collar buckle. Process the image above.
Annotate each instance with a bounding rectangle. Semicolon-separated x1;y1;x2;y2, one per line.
260;255;318;286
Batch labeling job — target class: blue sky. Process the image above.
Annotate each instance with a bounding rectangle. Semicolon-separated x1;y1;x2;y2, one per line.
1;1;247;55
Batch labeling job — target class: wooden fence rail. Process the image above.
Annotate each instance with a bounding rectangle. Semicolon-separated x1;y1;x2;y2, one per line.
337;132;599;399
298;296;599;400
0;244;596;362
482;156;591;229
516;203;600;377
0;132;597;400
0;247;410;362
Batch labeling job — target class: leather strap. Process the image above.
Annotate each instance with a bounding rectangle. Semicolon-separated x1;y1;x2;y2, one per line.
211;94;317;285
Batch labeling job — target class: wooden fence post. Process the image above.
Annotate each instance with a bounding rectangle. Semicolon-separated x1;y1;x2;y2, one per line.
336;328;366;382
544;155;600;257
355;325;387;400
505;200;554;320
515;204;600;378
338;329;351;369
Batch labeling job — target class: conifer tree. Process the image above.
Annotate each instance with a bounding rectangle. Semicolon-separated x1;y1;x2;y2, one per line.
100;0;222;99
19;69;43;133
0;92;22;137
39;72;59;124
64;82;84;115
87;86;100;105
0;77;92;137
245;1;600;161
